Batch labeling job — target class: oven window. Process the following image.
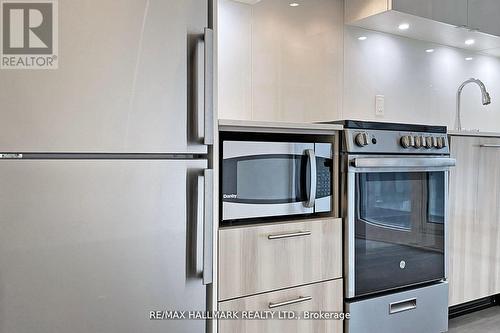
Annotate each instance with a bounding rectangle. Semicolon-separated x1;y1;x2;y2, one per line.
223;155;309;204
354;171;445;297
427;172;445;224
358;173;419;230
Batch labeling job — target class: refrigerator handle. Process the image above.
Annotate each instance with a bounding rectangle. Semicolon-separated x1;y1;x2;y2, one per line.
197;169;213;285
203;28;214;146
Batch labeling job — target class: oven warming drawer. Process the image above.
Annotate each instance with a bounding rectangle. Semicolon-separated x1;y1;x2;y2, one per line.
345;282;448;333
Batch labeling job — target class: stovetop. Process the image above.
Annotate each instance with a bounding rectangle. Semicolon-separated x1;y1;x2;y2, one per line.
326;120;450;155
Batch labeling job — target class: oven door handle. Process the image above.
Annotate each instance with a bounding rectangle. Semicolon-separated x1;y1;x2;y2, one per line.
305;149;316;208
352;157;456;169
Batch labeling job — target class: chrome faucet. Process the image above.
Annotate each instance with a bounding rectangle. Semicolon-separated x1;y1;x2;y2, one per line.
456;78;491;130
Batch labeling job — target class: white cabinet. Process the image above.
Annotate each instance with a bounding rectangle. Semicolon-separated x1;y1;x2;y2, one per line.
468;0;500;37
392;0;468;27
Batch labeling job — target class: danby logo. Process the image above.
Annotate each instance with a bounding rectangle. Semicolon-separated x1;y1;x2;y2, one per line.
1;0;58;69
223;194;237;199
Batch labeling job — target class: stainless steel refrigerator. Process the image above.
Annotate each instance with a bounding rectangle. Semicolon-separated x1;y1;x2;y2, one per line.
0;1;213;332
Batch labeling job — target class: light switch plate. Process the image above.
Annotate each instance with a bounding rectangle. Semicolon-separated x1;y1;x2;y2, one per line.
375;95;385;117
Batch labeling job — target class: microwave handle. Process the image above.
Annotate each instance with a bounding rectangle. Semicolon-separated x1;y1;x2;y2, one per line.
305;149;316;208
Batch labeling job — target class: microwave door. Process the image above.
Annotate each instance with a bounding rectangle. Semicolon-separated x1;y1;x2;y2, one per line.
222;141;315;221
314;143;333;214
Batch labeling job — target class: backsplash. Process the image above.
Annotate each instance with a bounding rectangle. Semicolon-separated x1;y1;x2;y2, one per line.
218;0;500;132
344;26;500;132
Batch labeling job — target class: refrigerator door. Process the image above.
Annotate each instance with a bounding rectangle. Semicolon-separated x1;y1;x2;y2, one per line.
0;0;212;153
0;159;211;333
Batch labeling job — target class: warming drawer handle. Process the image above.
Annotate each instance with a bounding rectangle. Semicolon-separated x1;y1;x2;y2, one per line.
389;298;417;315
268;231;312;240
480;144;500;148
353;157;456;168
269;296;312;309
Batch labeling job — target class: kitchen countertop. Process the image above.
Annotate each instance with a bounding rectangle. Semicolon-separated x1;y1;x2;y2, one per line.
219;119;343;135
448;130;500;138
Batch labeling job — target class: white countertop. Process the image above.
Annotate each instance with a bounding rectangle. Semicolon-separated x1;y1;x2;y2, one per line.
448;130;500;138
218;119;343;135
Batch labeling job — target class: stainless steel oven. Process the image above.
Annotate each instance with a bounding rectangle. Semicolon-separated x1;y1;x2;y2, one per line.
345;156;455;298
331;120;455;333
221;140;333;222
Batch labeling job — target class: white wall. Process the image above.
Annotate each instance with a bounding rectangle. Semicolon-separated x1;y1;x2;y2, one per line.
344;26;500;131
218;0;500;132
218;0;344;122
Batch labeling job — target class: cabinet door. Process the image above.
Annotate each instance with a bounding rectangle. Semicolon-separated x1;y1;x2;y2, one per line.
218;218;342;301
468;0;500;37
448;136;500;306
392;0;468;27
218;279;343;333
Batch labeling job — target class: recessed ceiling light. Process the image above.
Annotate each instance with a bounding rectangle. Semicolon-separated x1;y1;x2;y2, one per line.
289;2;299;6
425;48;435;53
358;36;367;41
465;57;474;61
465;39;475;45
398;23;410;30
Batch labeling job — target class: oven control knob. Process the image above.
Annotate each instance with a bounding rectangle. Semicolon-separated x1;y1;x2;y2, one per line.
425;136;433;149
414;136;422;148
400;136;411;149
437;137;446;149
432;136;438;148
355;133;369;147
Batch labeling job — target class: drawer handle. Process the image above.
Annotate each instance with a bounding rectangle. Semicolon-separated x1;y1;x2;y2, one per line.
268;231;311;240
268;296;312;309
480;144;500;148
389;298;417;315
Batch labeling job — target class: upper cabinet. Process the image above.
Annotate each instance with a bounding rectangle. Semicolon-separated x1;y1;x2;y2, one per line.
345;0;500;57
392;0;467;28
468;0;500;37
218;0;344;122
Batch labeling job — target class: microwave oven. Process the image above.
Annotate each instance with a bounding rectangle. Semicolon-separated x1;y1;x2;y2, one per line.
221;140;333;222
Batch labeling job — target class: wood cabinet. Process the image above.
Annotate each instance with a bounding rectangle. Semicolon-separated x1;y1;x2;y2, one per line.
218;279;343;333
392;0;468;27
218;217;344;333
448;135;500;306
218;218;342;301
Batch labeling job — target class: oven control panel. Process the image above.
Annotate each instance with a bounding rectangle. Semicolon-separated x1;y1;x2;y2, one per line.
345;129;450;154
399;135;448;150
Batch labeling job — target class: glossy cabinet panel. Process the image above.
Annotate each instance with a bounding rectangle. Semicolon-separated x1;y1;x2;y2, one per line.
392;0;468;27
218;0;343;122
468;0;500;37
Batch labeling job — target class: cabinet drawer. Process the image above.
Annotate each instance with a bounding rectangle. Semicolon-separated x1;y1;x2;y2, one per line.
219;218;342;300
346;282;448;333
218;279;343;333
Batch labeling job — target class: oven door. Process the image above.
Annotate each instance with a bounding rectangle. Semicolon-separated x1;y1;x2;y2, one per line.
345;157;455;298
222;141;332;221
